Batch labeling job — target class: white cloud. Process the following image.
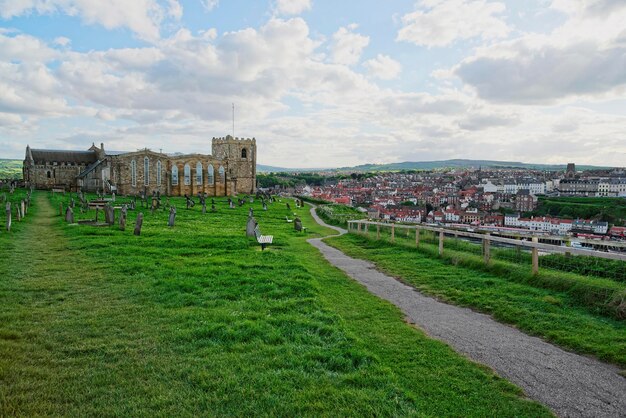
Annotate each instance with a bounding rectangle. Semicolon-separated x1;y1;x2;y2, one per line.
167;0;183;20
363;54;402;80
274;0;311;15
200;0;218;12
397;0;510;48
330;24;369;66
0;0;168;42
53;36;71;46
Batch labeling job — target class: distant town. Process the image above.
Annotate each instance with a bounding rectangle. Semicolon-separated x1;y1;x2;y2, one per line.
262;163;626;241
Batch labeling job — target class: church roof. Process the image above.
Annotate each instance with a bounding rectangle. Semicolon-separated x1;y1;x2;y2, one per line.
30;149;98;165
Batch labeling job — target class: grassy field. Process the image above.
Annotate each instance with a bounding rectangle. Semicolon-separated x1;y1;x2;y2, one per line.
0;190;551;416
533;196;626;224
0;160;22;179
325;231;626;368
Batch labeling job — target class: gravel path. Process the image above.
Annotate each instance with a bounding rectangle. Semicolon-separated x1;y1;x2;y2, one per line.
307;206;626;417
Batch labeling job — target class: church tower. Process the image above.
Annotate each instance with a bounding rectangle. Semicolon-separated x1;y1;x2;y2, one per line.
212;135;257;194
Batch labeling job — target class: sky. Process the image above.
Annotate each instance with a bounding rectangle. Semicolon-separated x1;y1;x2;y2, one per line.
0;0;625;168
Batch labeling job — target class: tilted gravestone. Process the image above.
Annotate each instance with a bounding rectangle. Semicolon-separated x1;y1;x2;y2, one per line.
168;206;176;227
134;213;144;236
5;202;11;232
248;207;253;217
119;205;127;231
21;200;26;216
65;207;74;223
246;216;257;237
286;203;291;210
294;217;303;232
16;205;21;222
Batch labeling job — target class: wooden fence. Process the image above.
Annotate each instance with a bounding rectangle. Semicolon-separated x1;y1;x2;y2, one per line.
347;220;626;275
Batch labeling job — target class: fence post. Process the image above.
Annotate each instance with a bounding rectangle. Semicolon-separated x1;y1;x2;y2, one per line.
483;233;491;265
364;223;368;235
357;222;362;234
532;236;539;275
415;226;420;247
406;227;410;238
391;224;395;243
439;230;444;256
376;224;380;240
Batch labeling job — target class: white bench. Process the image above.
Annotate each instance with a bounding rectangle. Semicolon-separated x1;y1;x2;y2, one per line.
254;225;273;250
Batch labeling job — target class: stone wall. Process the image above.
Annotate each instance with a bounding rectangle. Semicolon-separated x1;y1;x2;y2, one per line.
111;151;168;196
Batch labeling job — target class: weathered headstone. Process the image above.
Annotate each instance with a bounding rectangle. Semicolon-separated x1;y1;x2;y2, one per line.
16;205;21;222
211;203;216;212
104;204;115;226
134;213;143;236
20;200;25;218
65;206;74;223
202;200;207;214
294;217;303;232
5;202;11;231
248;207;253;217
168;206;176;227
249;197;254;204
263;201;267;211
229;200;235;209
246;216;257;237
119;205;127;231
112;192;116;202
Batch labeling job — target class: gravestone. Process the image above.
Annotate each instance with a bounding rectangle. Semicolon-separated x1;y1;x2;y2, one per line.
229;200;235;209
211;203;216;212
248;207;253;217
185;195;195;209
65;206;74;223
249;197;254;204
294;217;303;232
21;200;25;218
286;203;291;210
5;202;11;231
202;200;207;214
104;204;115;226
16;205;21;222
130;199;136;210
263;201;267;211
134;213;144;236
119;205;127;231
168;206;176;227
246;216;257;237
112;192;116;202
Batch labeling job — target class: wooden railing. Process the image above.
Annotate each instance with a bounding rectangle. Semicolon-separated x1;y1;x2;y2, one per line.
347;220;626;275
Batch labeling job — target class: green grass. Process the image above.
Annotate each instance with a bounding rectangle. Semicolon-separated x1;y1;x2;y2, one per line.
0;160;22;179
326;231;626;367
0;191;550;416
533;196;626;224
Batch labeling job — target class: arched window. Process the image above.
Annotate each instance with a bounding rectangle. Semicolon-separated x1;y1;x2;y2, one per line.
207;164;214;185
184;164;191;185
171;165;179;186
144;157;150;186
131;160;137;187
157;160;162;186
196;162;203;185
241;148;247;159
218;166;225;183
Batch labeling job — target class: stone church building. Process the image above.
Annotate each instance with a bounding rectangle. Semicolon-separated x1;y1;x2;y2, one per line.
23;136;257;196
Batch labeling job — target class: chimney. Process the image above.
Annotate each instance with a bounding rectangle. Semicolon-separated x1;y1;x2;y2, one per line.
101;142;104;151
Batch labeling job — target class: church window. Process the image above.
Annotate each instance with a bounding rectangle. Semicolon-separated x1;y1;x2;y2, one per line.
157;161;162;185
144;157;150;186
184;164;191;185
218;166;225;183
131;160;137;187
172;165;179;186
196;162;203;185
207;164;214;185
47;171;51;179
241;148;247;159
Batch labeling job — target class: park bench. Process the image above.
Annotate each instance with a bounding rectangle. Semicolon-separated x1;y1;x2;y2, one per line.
254;224;273;251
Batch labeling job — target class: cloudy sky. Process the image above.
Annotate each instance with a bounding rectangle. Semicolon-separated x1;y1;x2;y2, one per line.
1;0;625;167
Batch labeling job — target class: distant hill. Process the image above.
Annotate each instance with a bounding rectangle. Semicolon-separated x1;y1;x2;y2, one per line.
0;159;22;179
259;159;611;173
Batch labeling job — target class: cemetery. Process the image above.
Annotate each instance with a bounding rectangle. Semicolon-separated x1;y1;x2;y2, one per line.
0;185;551;416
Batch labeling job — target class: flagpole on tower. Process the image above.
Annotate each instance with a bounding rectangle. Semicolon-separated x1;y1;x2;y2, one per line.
232;103;235;138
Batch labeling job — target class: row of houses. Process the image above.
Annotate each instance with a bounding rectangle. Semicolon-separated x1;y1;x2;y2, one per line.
504;215;609;235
